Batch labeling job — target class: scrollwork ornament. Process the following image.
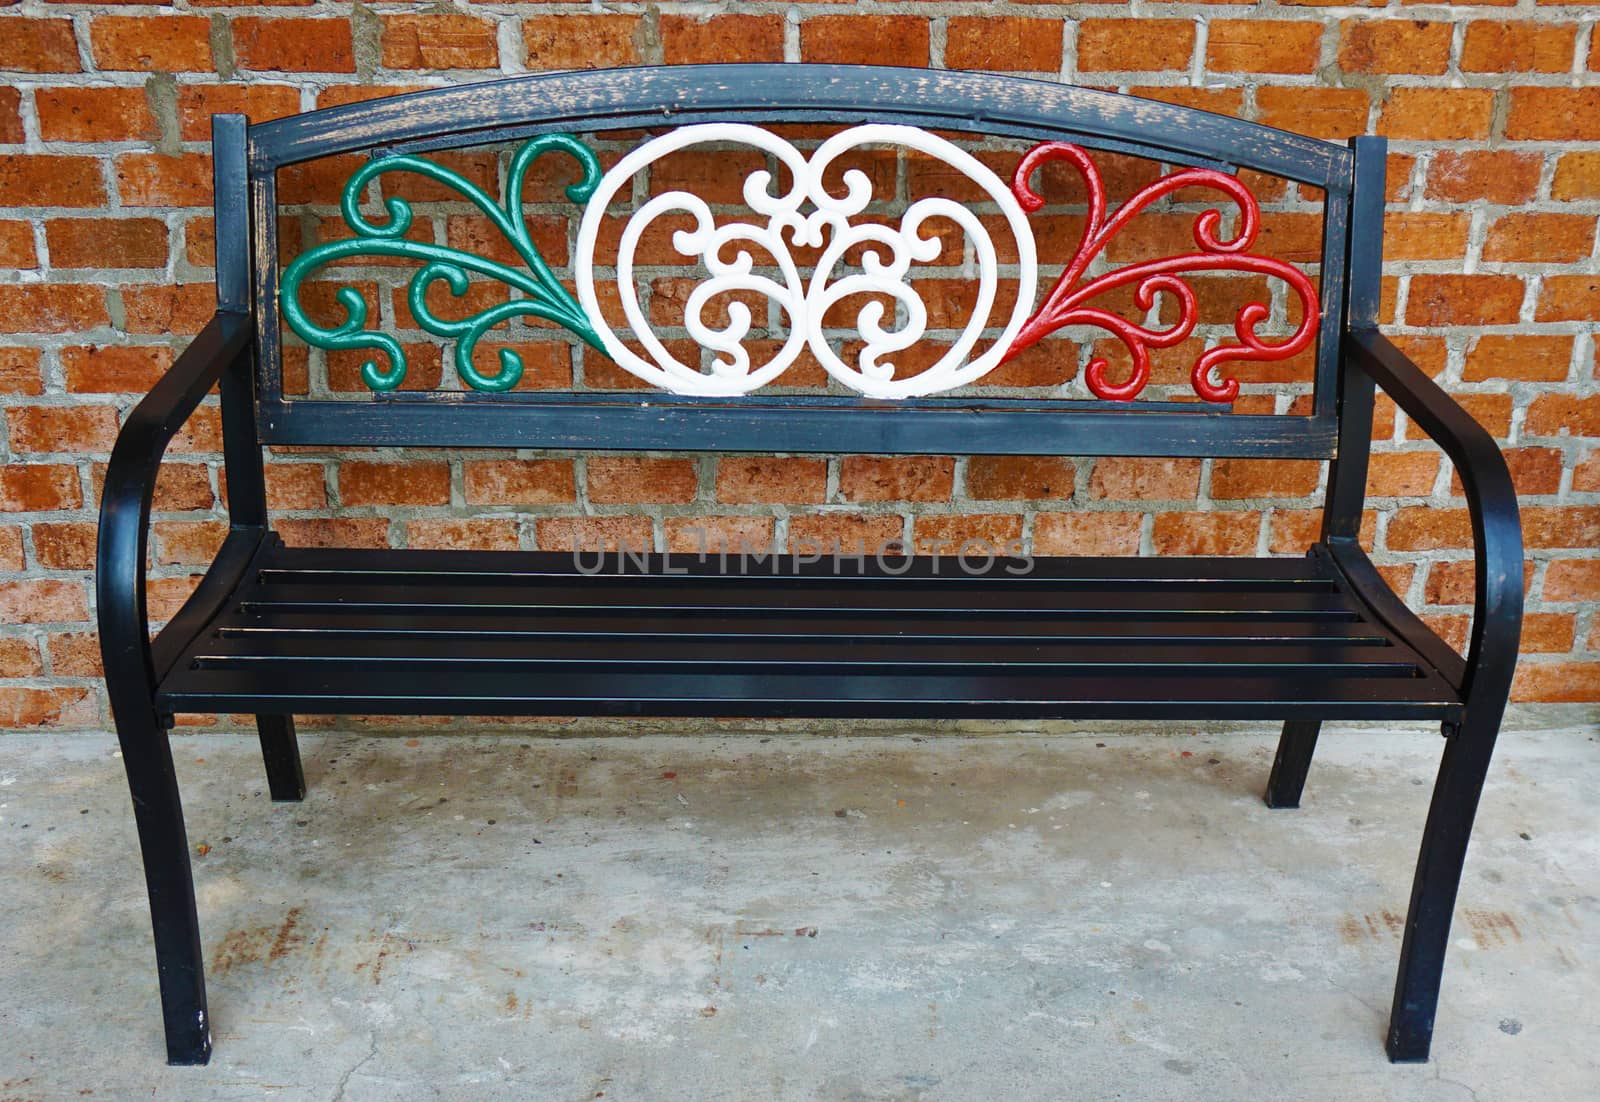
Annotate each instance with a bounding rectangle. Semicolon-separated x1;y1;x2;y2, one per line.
278;134;605;393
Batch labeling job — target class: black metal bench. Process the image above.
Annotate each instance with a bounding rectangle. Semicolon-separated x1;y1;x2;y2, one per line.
96;64;1523;1066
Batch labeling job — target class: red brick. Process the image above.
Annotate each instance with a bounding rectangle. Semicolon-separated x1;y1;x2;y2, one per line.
1255;87;1370;140
0;285;108;333
1426;151;1543;205
1553;153;1600;201
1506;88;1600;141
380;14;498;69
1535;277;1600;323
0;155;106;207
1522;506;1600;550
121;284;215;335
1544;560;1600;603
912;514;1024;557
0;688;95;729
176;84;301;140
786;514;902;556
1211;459;1322;499
801;16;930;66
46;217;169;268
46;633;101;680
62;345;174;392
115;152;212;206
839;456;954;502
1461;20;1578;72
660;14;784;64
1405;276;1524;327
0;579;87;624
0;222;35;270
89;15;212;71
0;637;41;679
1034;512;1142;556
1497;447;1564;496
665;516;775;555
523;14;641;70
462;459;577;505
536;516;653;554
234;17;355;72
1379;89;1495;140
1511;662;1600;704
946;16;1064;71
588;457;698;504
405;518;519;552
1338;20;1451;74
716;457;828;504
1387;507;1472;551
7;18;81;72
1574;451;1600;493
1151;512;1261;556
1484;215;1596;264
153;521;227;566
1075;19;1194;72
1207;21;1324;73
0;465;81;512
35;86;158;142
965;456;1075;500
1366;452;1440;497
262;463;327;510
1383;213;1471;261
277;517;390;549
0;88;18;144
6;405;119;454
151;463;213;510
1089;457;1201;500
337;461;450;507
0;348;43;396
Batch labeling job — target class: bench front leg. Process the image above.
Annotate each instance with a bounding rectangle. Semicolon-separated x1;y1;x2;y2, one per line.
1387;709;1502;1062
1345;328;1523;1063
114;698;212;1064
98;313;253;1064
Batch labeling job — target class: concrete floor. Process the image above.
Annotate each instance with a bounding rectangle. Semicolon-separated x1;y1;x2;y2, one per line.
2;723;1597;1101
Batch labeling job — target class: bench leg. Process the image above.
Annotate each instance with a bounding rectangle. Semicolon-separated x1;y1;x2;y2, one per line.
115;702;212;1065
257;714;305;802
1265;719;1320;808
1385;714;1499;1063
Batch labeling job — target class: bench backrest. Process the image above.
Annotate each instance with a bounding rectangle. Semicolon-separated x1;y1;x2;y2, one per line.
219;64;1385;459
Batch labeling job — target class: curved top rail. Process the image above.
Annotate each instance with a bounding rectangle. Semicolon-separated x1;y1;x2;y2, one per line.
247;64;1351;190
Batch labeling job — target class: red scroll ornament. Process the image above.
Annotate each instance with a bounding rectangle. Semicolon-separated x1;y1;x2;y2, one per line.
1001;143;1320;403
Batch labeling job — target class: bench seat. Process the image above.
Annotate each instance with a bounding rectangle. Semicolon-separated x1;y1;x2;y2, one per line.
156;538;1463;723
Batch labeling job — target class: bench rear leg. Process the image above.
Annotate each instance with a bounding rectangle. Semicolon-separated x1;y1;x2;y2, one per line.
1265;719;1320;808
257;714;305;801
115;702;212;1065
1386;714;1499;1063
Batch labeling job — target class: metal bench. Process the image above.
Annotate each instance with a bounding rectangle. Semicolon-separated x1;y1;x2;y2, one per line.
96;64;1523;1066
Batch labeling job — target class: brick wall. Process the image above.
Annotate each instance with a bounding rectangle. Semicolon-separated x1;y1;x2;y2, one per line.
1;1;1597;733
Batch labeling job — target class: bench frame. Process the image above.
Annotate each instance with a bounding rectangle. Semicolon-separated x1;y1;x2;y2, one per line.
95;64;1523;1066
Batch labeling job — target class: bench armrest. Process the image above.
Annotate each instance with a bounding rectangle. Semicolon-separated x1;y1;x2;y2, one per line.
1343;327;1524;714
96;313;255;702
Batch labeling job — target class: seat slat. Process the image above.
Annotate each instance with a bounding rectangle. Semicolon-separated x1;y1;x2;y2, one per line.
258;547;1322;583
219;617;1394;645
238;588;1356;617
188;636;1419;673
158;667;1460;719
156;545;1465;722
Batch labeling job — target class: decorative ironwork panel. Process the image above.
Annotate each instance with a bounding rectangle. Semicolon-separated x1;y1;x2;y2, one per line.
274;123;1321;405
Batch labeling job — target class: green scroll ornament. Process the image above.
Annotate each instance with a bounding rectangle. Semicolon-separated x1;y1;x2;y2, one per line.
279;134;605;393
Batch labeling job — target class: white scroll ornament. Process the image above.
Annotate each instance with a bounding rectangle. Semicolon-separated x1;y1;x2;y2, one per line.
573;123;1038;399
